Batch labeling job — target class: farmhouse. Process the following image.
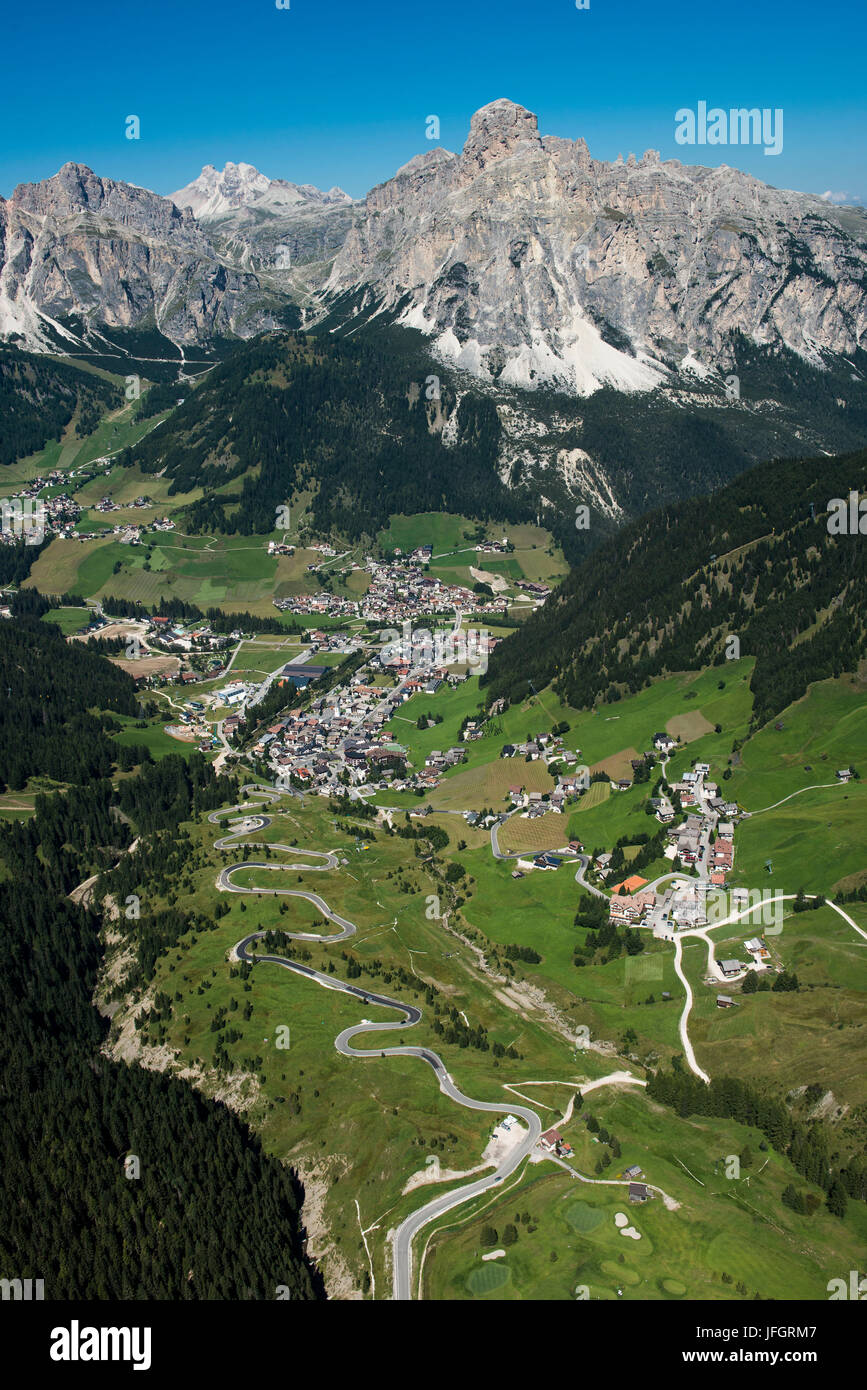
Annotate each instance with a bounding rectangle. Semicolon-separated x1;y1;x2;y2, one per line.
533;853;563;871
653;733;677;753
744;937;770;960
720;959;744;978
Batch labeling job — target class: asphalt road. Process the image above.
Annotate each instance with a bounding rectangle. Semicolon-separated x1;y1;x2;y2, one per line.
216;792;543;1299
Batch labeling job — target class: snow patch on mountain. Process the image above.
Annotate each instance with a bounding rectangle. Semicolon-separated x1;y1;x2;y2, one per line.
170;163;352;222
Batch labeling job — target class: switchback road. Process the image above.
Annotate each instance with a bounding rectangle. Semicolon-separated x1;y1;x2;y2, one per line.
212;792;542;1300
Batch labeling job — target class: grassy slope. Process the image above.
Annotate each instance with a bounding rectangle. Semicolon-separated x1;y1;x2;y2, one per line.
423;1084;867;1301
102;652;867;1299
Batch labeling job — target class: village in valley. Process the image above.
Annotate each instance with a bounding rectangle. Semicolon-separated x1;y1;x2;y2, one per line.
7;486;865;1306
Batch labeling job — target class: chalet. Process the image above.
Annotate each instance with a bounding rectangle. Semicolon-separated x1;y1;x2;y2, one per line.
628;1183;649;1204
533;853;563;871
719;959;744;978
717;995;735;1009
653;733;677;753
367;747;403;767
744;937;770;959
540;1128;563;1153
836;767;853;782
609;895;640;924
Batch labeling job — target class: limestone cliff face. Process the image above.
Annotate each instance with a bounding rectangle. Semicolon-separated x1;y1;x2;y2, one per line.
325;99;867;395
3;106;866;395
0;163;281;348
169;163;355;284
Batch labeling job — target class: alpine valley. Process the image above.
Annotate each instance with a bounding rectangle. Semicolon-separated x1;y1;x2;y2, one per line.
2;99;867;542
2;90;867;1319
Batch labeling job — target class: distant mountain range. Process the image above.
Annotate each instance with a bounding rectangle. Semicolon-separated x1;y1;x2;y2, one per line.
2;102;866;537
2;100;865;397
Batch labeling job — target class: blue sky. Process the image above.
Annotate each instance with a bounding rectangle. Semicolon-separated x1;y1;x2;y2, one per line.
2;0;864;203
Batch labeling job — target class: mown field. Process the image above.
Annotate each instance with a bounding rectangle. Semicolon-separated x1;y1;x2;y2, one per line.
685;904;867;1112
97;653;867;1301
422;1083;867;1301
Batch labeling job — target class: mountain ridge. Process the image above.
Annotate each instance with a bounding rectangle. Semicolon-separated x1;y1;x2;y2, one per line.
1;100;864;398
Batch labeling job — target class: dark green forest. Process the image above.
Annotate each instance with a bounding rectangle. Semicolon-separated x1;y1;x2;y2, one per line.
0;345;121;467
484;446;867;727
121;331;528;543
0;632;322;1300
0;618;136;790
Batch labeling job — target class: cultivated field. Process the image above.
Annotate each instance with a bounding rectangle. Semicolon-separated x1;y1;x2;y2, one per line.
497;813;570;854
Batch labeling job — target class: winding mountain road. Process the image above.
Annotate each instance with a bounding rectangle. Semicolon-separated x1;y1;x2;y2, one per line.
212;790;542;1300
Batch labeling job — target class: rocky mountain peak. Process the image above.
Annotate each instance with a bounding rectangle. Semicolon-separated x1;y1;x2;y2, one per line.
170;162;352;223
462;99;542;168
327;102;867;397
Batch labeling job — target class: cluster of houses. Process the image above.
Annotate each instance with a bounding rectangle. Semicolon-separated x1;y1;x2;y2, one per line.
147;616;233;655
0;486;80;544
70;515;175;546
475;538;511;555
171;700;221;751
94;494;154;513
500;733;581;766
360;556;505;626
274;591;357;618
269;535;553;626
514;579;551;600
249;677;411;792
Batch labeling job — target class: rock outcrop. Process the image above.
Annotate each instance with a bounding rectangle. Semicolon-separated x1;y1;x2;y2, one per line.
325;99;867;394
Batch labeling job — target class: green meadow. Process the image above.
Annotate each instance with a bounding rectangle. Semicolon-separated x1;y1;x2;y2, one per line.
423;1083;867;1301
687;904;867;1110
